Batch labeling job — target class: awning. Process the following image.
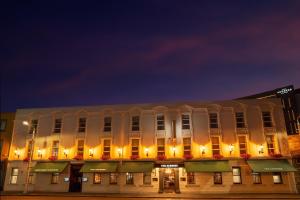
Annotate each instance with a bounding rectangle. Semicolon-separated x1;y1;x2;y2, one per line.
80;162;118;173
247;159;297;172
119;161;154;173
185;161;232;172
32;162;68;173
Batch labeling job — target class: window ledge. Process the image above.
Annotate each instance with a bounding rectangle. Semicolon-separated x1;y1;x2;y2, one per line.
185;184;200;187
139;184;154;187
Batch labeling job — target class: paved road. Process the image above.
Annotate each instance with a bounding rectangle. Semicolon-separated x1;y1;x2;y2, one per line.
1;196;300;200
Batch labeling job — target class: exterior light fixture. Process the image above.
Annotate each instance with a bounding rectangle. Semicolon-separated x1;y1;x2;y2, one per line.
63;149;69;158
117;148;122;158
200;146;206;156
22;121;29;126
145;148;149;157
229;144;234;155
172;146;176;157
37;149;43;158
89;149;94;157
258;144;264;154
14;149;20;158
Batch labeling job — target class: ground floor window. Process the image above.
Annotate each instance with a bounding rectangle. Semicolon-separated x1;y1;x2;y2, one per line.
110;173;117;184
94;173;101;184
232;167;242;184
10;168;19;184
214;172;222;184
126;173;134;184
143;172;151;185
187;172;195;184
252;172;262;184
273;172;283;184
51;173;59;184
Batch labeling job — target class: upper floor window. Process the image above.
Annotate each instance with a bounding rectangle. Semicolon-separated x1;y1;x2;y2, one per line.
52;140;59;157
78;118;86;132
53;118;62;133
131;116;140;131
29;120;38;134
211;136;220;155
156;114;165;130
104;117;112;132
209;113;218;128
26;140;33;158
131;139;139;156
77;140;84;156
157;138;165;156
236;112;245;128
262;112;273;127
103;139;111;156
0;119;7;131
183;137;191;156
266;135;275;155
238;136;247;155
182;114;190;130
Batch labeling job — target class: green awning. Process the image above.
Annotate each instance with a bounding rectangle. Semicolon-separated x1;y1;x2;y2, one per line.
80;162;118;173
32;162;68;173
247;159;297;172
119;162;154;173
185;161;231;172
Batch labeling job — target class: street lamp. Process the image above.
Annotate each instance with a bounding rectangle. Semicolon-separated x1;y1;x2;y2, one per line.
22;120;36;194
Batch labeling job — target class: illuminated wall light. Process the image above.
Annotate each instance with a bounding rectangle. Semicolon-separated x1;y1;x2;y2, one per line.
63;149;69;158
171;146;176;157
229;144;234;155
117;148;122;158
200;146;206;156
14;149;20;158
37;149;43;158
89;149;94;157
258;144;264;154
145;148;149;157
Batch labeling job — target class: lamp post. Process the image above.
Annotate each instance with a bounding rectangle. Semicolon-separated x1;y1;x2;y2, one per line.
22;120;36;194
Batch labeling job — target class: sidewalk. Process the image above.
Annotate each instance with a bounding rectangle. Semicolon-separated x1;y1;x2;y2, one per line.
1;192;300;199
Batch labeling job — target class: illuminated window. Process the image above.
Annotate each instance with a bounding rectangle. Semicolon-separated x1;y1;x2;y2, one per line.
103;139;111;156
26;140;33;158
29;119;38;134
182;114;190;130
266;135;275;155
77;140;84;156
53;118;62;133
78;118;86;132
52;140;59;157
209;113;218;128
232;167;242;184
183;137;191;156
156;114;165;130
211;136;220;155
0;119;7;131
126;173;134;184
236;112;245;128
187;172;195;184
214;172;222;184
104;117;112;132
51;173;59;184
143;172;151;185
262;112;273;127
110;173;117;184
273;172;282;184
94;173;101;184
238;136;247;155
157;138;165;156
10;168;19;184
131;116;140;131
131;139;139;156
252;172;261;184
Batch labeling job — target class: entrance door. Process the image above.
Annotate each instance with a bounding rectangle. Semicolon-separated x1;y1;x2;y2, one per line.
69;164;83;192
163;168;176;193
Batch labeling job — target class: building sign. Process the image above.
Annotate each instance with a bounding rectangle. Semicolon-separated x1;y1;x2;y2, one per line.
90;168;107;171
34;169;60;172
160;164;179;168
264;167;283;171
276;87;293;95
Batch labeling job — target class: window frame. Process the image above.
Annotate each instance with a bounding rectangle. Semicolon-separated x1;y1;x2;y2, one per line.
273;172;283;184
103;139;111;156
53;118;62;133
213;172;222;184
77;139;84;156
10;168;19;184
131;138;140;156
238;135;247;155
262;111;273;128
209;113;219;129
157;138;165;156
252;172;262;184
266;135;275;155
78;117;87;133
0;119;7;131
29;119;38;134
211;136;220;155
156;114;165;131
109;173;118;184
51;140;59;157
103;116;112;132
183;137;192;156
232;167;242;184
93;172;102;184
181;114;191;130
235;112;245;128
51;173;59;184
143;172;151;185
131;116;140;131
187;172;195;184
126;172;134;185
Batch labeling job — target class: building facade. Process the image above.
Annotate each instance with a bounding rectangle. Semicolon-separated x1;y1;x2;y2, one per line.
3;99;297;194
0;112;15;191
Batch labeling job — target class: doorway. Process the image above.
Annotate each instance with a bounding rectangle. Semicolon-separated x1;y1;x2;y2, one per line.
69;164;83;192
163;168;176;193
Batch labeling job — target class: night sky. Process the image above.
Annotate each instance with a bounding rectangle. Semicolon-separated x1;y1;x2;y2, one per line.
1;0;300;112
